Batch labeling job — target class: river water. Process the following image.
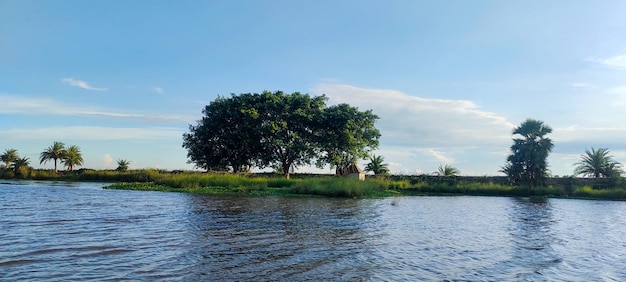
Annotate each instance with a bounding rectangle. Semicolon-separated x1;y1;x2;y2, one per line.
1;181;625;281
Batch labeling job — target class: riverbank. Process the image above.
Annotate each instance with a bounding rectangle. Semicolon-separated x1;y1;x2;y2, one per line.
104;179;626;200
2;168;625;200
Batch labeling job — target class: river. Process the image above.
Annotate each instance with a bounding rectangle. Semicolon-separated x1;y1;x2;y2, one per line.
1;181;625;281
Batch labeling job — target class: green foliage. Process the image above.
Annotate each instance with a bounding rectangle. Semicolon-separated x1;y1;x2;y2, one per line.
574;147;623;178
435;164;460;176
0;168;15;179
182;94;261;173
370;178;410;189
572;186;626;200
183;91;380;179
63;145;83;171
252;91;327;179
116;159;130;171
40;141;66;173
290;178;395;198
365;154;389;176
11;157;31;177
316;104;380;172
502;119;554;188
1;148;19;168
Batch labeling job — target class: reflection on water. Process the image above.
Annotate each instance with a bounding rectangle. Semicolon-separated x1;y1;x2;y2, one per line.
506;197;562;280
180;196;381;281
1;181;626;281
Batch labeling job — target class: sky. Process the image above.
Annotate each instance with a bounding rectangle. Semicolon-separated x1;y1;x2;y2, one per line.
2;0;626;176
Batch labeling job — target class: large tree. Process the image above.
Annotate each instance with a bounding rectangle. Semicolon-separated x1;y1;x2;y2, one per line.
62;145;83;171
1;148;19;168
502;119;554;189
40;141;66;173
252;91;326;179
574;147;623;178
315;103;380;174
183;94;264;173
183;91;381;179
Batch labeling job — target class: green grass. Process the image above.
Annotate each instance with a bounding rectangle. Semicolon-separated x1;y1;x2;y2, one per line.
4;168;626;200
289;178;399;198
571;185;626;200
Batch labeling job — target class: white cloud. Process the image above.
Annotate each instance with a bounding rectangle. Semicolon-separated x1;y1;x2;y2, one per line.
571;82;596;89
552;126;626;144
607;86;626;95
590;54;626;69
103;154;114;168
310;84;516;175
421;148;455;164
153;87;164;94
0;94;193;124
61;78;109;91
312;84;515;148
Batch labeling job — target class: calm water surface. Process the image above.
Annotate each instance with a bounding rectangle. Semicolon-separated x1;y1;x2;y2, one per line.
1;181;625;281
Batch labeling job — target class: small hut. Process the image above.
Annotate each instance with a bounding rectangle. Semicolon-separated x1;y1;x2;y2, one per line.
336;163;365;181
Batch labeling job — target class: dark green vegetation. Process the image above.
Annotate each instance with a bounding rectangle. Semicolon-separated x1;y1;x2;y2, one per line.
502;119;554;189
435;164;460;176
39;142;84;172
182;91;380;179
574;147;623;178
365;154;389;176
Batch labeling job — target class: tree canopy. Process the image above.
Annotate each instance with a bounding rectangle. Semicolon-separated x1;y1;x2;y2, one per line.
40;141;66;173
435;164;460;176
63;145;84;171
1;148;19;168
365;154;389;176
502;119;554;188
315;104;380;172
574;147;623;178
183;91;381;178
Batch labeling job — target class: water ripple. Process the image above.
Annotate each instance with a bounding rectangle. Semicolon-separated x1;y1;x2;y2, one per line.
2;182;626;280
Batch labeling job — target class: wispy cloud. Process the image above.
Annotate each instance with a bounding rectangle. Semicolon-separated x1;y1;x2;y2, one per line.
0;94;193;124
153;87;164;94
591;54;626;69
422;148;455;164
607;86;626;95
61;78;109;91
571;82;596;89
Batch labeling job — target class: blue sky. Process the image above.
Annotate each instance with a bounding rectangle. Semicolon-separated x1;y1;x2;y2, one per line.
2;0;626;176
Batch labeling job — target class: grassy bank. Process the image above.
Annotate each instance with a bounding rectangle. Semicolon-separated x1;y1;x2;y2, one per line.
105;175;401;198
3;168;626;200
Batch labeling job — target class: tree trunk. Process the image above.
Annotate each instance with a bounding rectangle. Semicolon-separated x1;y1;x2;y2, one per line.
282;163;291;179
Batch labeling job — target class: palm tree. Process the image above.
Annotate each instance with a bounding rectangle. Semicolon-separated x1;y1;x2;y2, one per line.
116;159;130;171
574;147;623;178
503;119;554;188
436;164;460;176
62;145;84;171
1;148;19;168
365;154;389;176
11;157;31;175
40;141;66;173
